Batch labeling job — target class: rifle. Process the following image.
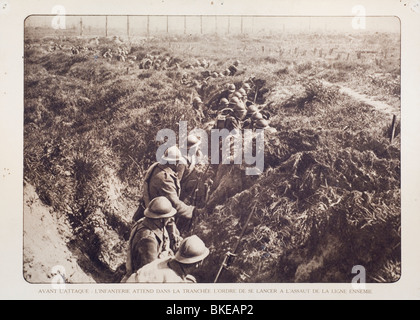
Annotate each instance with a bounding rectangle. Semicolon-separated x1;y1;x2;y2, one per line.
253;85;259;104
214;204;257;283
186;163;212;233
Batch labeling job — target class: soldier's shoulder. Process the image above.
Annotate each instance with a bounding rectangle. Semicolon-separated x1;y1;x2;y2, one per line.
151;165;173;181
132;225;156;241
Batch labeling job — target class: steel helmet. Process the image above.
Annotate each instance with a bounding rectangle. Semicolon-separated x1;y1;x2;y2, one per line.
233;100;246;110
211;72;219;78
234;108;247;120
220;98;229;106
254;119;270;129
227;83;236;92
223;69;231;76
233;91;243;99
238;88;247;96
242;83;251;91
247;104;260;115
161;145;182;163
229;96;241;106
233;59;240;66
144;196;177;219
251;112;264;121
174;235;210;264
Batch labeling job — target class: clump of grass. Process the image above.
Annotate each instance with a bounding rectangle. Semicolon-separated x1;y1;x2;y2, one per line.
194;143;400;283
295;61;313;74
280;79;339;109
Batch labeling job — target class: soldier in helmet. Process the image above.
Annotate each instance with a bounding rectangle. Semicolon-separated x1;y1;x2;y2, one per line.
223;69;231;77
238;88;251;105
217;98;229;112
233;91;243;100
241;82;254;107
253;118;270;130
122;196;181;283
192;96;205;120
206;83;236;111
177;135;207;206
241;82;251;94
132;146;205;232
125;235;210;283
140;58;152;70
214;96;247;134
243;105;260;129
227;60;241;76
206;95;251;214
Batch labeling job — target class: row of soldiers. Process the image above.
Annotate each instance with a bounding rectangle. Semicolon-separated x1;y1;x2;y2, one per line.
121;138;211;283
193;81;272;132
103;47;137;62
121;70;274;283
122;83;274;283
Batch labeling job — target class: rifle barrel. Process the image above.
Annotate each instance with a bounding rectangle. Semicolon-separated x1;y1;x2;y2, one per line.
214;255;229;283
213;204;257;283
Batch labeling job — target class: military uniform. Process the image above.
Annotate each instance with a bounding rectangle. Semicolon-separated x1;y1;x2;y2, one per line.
125;257;196;283
122;217;176;282
206;89;234;111
178;164;208;209
141;163;195;233
126;235;209;283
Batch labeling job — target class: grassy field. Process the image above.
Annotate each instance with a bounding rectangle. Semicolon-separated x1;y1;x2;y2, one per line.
23;28;401;283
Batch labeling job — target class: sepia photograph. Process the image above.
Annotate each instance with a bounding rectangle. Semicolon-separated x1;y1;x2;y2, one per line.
22;13;401;285
0;0;419;302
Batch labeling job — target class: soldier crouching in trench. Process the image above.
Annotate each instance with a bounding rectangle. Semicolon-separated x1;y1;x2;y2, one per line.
121;196;181;283
177;135;211;209
132;145;207;233
125;235;210;283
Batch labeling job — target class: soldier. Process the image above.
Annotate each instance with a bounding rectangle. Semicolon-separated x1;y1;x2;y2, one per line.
241;83;254;107
206;83;236;111
121;196;181;283
238;88;249;105
197;80;208;97
139;58;152;69
132;146;205;232
177;135;209;208
253;118;270;130
233;91;244;102
125;235;210;283
219;97;246;131
223;69;231;77
71;46;80;55
241;82;251;94
218;98;229;111
228;60;240;76
181;72;190;85
192;97;205;120
243;105;260;129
